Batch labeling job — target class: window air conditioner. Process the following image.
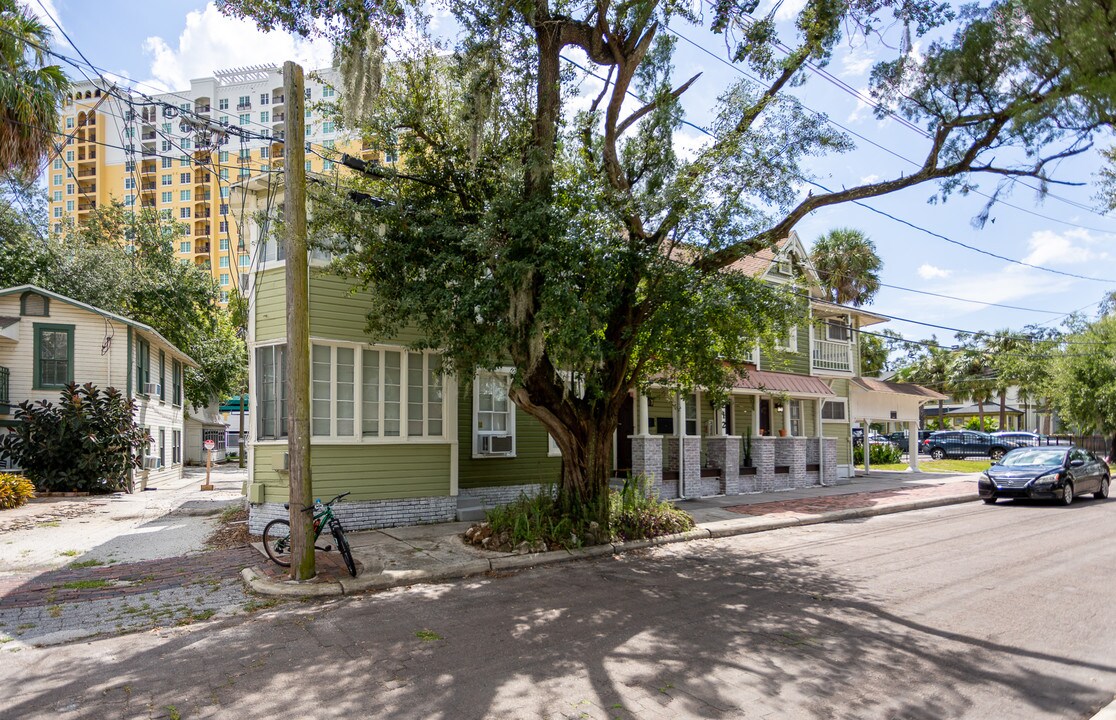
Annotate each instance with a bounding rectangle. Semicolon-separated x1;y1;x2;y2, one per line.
143;456;161;470
143;382;161;396
479;435;513;455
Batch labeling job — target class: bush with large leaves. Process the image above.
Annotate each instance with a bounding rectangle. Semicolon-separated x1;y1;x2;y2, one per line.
0;383;149;493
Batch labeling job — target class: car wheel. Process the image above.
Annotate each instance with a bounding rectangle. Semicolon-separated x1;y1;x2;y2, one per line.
982;497;997;505
990;448;1005;461
1060;481;1074;506
930;448;945;460
1096;476;1110;500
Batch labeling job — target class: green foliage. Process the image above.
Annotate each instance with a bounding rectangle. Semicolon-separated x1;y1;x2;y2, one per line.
484;479;693;548
962;416;998;431
0;383;149;493
0;472;35;509
0;203;246;407
0;0;70;181
853;442;903;466
810;228;882;307
1051;315;1116;437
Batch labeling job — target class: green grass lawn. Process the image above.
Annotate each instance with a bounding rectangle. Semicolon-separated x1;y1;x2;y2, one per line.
855;458;992;473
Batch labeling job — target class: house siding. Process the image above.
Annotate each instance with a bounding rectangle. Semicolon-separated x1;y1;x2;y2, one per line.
254;267;286;342
759;323;811;375
308;271;426;346
252;442;452;503
457;389;561;489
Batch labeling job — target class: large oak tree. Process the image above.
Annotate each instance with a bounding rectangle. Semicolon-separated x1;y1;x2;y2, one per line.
224;0;1116;520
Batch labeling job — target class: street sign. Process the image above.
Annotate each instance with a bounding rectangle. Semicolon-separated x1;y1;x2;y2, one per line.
204;439;216;451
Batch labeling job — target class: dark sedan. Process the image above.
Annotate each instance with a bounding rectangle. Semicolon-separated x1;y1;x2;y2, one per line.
978;446;1110;505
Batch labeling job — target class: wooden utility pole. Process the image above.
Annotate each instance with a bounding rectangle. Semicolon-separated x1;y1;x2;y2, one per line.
284;60;315;581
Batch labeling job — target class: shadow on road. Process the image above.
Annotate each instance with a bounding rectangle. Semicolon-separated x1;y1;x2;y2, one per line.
3;533;1113;719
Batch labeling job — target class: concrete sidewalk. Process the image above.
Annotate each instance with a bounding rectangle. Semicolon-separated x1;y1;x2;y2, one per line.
244;470;980;597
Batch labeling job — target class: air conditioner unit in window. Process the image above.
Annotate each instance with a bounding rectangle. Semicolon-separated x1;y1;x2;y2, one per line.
478;435;513;456
273;451;289;471
142;456;161;470
143;382;161;396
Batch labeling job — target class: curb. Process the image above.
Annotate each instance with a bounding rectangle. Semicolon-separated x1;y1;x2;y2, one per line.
241;493;978;598
1091;696;1116;720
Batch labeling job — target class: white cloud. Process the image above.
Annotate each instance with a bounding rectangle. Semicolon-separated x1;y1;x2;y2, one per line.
1021;228;1106;267
859;174;880;185
840;46;876;78
773;0;808;22
141;2;333;92
917;264;951;280
26;0;63;33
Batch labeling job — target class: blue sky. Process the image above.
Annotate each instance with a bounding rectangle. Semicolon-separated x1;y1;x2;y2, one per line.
32;0;1116;349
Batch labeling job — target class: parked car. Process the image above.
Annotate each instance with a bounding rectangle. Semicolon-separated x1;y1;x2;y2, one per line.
883;430;933;453
978;446;1110;504
922;430;1021;461
991;431;1072;447
853;428;899;448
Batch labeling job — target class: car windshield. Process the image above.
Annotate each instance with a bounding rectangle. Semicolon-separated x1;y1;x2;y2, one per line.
998;448;1066;467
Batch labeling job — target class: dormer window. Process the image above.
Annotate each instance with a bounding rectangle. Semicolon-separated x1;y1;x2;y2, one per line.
777;257;792;275
20;292;49;317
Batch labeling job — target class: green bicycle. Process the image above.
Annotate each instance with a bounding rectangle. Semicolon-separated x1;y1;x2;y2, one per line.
261;492;357;577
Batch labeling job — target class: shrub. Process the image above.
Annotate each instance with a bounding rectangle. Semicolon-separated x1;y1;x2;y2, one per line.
477;477;695;550
0;383;150;493
854;442;903;466
0;473;35;509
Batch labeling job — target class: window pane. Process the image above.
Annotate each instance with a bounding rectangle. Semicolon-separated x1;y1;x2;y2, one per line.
408;352;424;436
258;347;276;439
40;330;69;386
336;347;354;436
311;345;331;436
362;349;380;436
384;351;401;436
428;354;443;436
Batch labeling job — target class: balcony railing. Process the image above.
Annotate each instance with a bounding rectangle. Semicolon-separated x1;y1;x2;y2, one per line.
237;102;251;111
812;338;852;372
272;94;284;104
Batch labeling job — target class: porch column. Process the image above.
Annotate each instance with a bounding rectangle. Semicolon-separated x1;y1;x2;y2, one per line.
713;405;725;436
753;395;761;436
677;393;687;498
862;418;871;474
639;392;650;435
816;397;825;485
782;399;792;436
907;419;920;472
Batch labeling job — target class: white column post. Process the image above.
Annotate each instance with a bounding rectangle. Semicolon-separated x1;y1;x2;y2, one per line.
817;397;825;484
638;391;650;436
754;395;761;436
677;393;687;499
863;418;871;474
908;418;919;472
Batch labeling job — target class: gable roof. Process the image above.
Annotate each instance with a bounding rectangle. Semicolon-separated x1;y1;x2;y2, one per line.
727;230;822;288
850;376;947;400
0;285;198;366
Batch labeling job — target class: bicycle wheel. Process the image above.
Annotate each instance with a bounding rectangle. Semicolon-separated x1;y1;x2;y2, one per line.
262;518;292;567
333;527;357;577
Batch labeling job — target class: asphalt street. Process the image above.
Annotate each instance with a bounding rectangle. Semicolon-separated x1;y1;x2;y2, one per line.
2;497;1114;719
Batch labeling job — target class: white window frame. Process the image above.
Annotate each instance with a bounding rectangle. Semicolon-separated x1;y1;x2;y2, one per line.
788;399;803;436
473;368;517;458
776;325;798;352
821;399;847;422
294;340;448;445
547;434;562;457
825;316;851;342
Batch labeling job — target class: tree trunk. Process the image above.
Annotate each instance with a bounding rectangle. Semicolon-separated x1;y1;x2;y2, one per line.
938;399;944;429
977;401;985;432
998;390;1006;432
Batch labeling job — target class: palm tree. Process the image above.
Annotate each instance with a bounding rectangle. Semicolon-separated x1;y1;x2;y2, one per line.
895;339;952;429
0;0;69;181
949;338;997;432
810;228;883;307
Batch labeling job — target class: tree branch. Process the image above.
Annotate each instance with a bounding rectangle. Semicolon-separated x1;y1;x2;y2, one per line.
616;72;701;136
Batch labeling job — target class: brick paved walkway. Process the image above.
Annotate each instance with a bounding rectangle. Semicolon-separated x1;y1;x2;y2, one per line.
725;480;977;518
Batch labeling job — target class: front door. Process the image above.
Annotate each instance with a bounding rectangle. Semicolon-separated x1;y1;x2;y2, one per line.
759;399;771;436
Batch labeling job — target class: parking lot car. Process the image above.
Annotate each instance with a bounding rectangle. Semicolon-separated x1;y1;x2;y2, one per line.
883;430;933;453
991;431;1072;447
922;430;1020;461
978;446;1110;505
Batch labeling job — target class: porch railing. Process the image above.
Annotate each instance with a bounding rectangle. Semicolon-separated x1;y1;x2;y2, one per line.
812;338;852;371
